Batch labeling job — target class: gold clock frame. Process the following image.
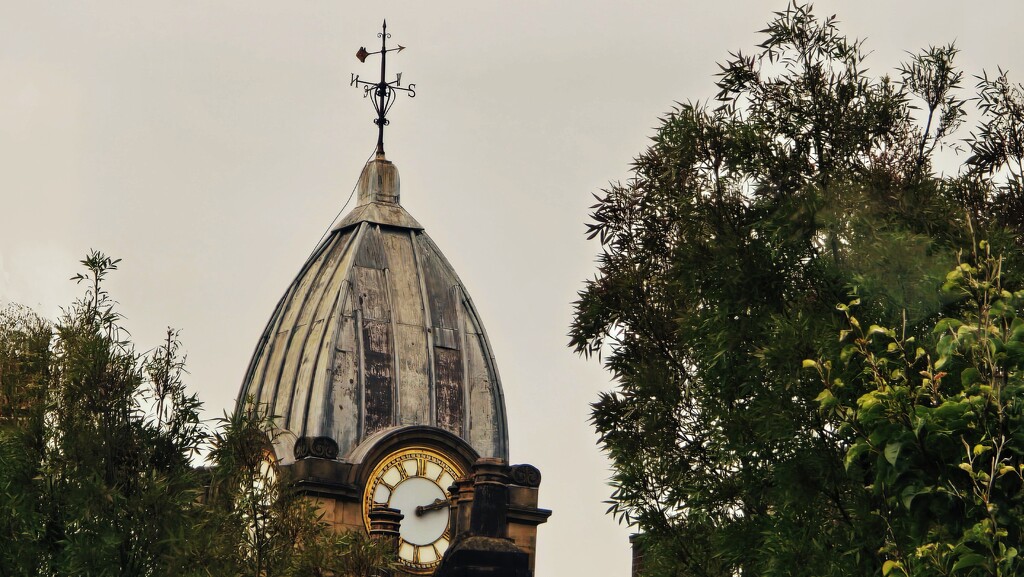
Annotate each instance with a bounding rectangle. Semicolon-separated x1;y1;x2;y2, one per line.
362;446;466;574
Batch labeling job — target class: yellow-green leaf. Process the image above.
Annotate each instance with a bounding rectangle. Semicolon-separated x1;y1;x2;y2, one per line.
815;389;837;409
882;559;904;576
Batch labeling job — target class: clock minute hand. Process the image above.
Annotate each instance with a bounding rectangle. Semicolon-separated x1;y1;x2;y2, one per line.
415;498;450;516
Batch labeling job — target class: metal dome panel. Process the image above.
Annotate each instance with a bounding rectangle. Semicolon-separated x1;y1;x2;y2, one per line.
238;157;509;462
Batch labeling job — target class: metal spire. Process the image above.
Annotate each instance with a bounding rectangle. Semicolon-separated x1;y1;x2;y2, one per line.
351;20;416;158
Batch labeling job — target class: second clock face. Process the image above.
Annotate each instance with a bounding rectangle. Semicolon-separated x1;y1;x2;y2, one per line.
363;447;463;574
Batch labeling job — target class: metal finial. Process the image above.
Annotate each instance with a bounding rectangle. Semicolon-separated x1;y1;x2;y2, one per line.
350;20;416;157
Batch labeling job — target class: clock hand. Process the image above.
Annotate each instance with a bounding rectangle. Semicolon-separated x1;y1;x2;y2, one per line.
414;498;450;516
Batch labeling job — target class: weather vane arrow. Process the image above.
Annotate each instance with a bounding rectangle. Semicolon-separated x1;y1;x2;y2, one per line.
350;20;416;158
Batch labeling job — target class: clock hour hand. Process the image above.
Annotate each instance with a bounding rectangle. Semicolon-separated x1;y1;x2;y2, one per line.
415;498;450;516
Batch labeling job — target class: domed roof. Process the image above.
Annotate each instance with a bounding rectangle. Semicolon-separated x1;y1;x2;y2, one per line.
238;155;509;462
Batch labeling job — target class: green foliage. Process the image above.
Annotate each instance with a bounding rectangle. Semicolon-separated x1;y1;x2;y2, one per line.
813;244;1024;577
0;304;52;574
297;530;398;577
571;3;1024;576
1;250;207;577
184;401;395;577
0;252;393;577
965;70;1024;237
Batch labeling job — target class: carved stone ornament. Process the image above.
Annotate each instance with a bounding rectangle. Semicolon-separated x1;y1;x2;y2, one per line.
293;436;340;460
508;464;541;488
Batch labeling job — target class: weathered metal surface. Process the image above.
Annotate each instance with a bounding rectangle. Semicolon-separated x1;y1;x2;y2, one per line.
380;229;424;325
462;283;509;459
465;326;499;456
354;225;388;270
353;263;394;438
244;233;344;417
295;231;359;437
333;199;424;231
380;229;431;426
333;157;423;231
409;230;440;429
277;238;349;432
434;347;464;436
416;235;468;436
357;156;401;206
361;318;393;436
394;324;430;425
329;288;360;452
419;239;459;333
238;156;509;463
242;261;304;406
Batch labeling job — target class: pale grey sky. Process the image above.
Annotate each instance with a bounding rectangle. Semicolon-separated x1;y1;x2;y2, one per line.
2;2;1023;575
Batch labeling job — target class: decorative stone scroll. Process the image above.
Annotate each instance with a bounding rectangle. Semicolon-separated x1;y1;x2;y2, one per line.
293;436;340;460
508;464;541;488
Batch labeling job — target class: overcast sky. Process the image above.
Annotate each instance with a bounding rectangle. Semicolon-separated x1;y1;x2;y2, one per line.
3;2;1024;574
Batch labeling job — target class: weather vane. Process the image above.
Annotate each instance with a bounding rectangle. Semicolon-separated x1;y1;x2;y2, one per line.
351;20;416;158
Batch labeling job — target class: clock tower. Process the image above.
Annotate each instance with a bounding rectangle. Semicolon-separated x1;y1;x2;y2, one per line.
236;23;549;575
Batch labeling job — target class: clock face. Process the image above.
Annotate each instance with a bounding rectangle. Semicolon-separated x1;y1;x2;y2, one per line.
363;447;464;573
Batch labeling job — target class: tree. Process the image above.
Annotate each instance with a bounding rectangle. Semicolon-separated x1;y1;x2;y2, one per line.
570;4;1024;576
810;241;1024;576
183;400;395;577
0;252;394;577
0;303;52;574
0;251;206;577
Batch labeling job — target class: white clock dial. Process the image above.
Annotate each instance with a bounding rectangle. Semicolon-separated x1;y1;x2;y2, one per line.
363;447;464;574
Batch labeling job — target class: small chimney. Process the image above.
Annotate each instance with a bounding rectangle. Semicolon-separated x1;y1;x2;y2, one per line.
468;458;509;538
434;458;531;577
368;504;404;550
449;477;474;538
630;533;645;577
